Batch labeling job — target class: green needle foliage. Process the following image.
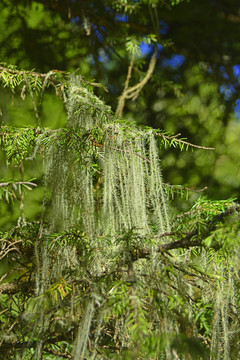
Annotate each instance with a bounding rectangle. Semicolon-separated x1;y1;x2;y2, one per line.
0;66;240;360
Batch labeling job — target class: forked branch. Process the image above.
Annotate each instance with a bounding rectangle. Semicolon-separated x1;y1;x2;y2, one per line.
116;51;157;117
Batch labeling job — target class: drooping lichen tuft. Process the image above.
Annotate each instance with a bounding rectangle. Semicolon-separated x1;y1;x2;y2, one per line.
37;76;172;359
43;77;170;240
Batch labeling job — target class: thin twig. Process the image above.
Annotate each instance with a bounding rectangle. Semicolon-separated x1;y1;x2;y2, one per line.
156;132;215;150
0;239;23;260
0;181;37;188
164;183;208;192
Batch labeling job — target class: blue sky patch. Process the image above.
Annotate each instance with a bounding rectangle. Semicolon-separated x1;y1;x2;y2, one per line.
114;14;129;22
233;65;240;83
162;54;185;69
219;66;229;80
234;99;240;120
139;42;163;56
220;83;236;101
159;20;169;35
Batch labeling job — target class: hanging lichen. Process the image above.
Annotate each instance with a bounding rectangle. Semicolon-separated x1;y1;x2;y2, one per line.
34;76;240;360
43;77;170;241
33;76;172;359
72;300;95;360
27;77;240;360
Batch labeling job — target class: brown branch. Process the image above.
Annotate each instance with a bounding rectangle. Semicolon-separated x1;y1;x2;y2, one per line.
133;234;202;260
46;348;72;359
115;54;135;116
125;51;157;100
116;51;157;116
131;204;240;261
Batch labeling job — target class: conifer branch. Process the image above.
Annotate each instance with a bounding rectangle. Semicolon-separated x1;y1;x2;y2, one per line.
156;132;215;150
164;183;208;200
131;204;240;260
0;66;65;79
0;331;74;352
0;65;108;94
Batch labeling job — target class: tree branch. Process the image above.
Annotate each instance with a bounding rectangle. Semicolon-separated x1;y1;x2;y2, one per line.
115;54;135;116
0;181;37;188
116;51;157;117
155;132;215;150
131;204;240;261
0;280;34;295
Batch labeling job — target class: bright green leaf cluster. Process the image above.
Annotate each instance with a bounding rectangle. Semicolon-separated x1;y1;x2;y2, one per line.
0;125;37;165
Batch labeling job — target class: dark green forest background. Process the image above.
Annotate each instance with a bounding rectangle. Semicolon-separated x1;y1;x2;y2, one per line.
0;0;240;230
